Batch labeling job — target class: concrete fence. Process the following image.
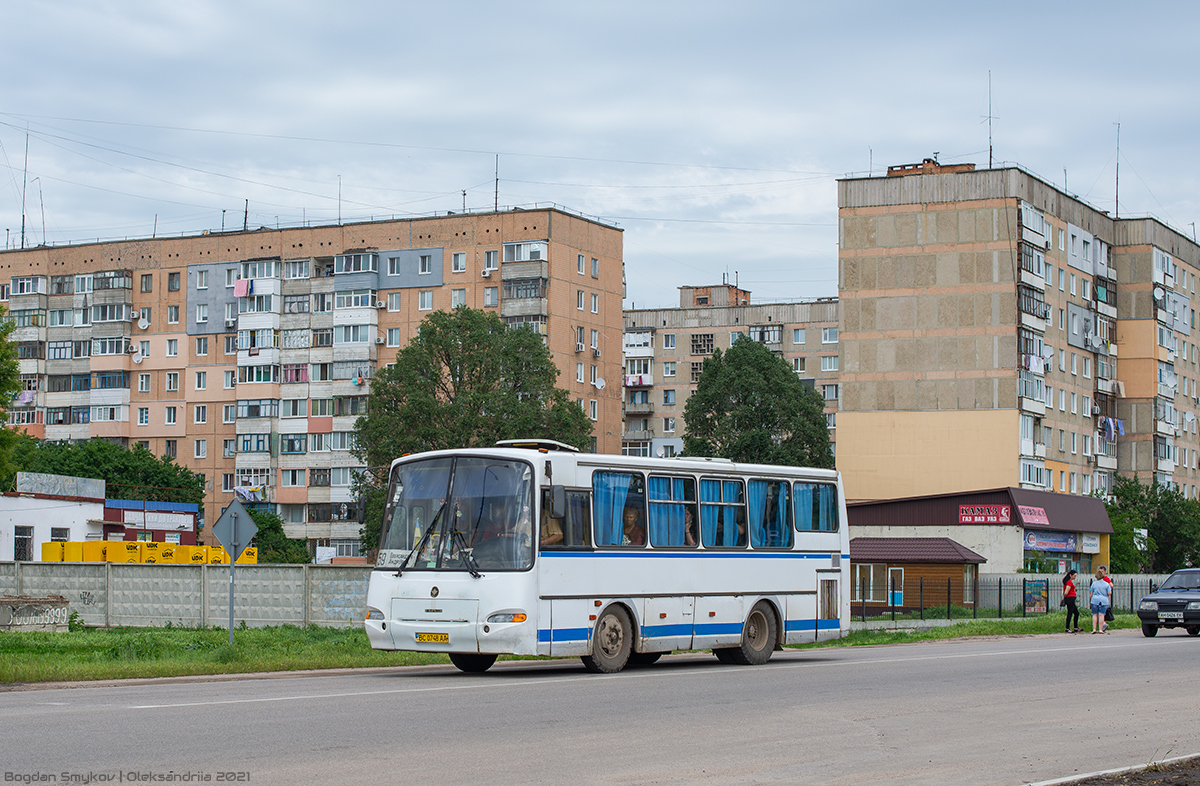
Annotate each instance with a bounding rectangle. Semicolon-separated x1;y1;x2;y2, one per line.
0;561;371;628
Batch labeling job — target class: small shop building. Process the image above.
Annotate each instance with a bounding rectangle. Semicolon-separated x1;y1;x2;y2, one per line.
847;487;1112;575
849;536;986;612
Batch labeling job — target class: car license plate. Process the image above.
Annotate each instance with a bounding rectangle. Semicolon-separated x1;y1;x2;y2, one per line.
415;632;449;643
1160;611;1183;620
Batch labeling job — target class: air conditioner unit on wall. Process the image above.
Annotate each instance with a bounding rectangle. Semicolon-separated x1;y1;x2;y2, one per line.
376;301;386;309
592;348;601;357
575;343;585;353
481;269;491;278
225;318;237;328
375;336;385;345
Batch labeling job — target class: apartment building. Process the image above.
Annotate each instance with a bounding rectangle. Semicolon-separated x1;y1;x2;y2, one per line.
621;283;840;457
837;158;1200;502
2;208;624;552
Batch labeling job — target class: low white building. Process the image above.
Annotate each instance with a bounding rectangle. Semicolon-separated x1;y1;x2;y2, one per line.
0;473;106;561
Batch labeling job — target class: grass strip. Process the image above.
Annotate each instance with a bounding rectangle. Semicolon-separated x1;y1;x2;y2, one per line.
0;613;1139;685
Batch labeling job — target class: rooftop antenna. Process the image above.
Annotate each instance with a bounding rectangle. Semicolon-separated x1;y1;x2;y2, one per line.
243;198;248;232
1114;122;1120;219
494;154;499;212
983;71;997;169
462;189;467;211
20;129;28;249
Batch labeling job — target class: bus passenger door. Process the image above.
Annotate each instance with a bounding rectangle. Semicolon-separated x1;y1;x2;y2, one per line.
692;596;745;649
548;599;593;657
642;596;693;653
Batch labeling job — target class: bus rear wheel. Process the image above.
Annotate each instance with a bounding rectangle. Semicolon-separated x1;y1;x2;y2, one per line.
729;602;778;666
449;653;497;673
582;606;632;673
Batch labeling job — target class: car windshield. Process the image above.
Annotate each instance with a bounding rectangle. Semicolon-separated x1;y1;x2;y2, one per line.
1159;572;1200;591
375;456;533;571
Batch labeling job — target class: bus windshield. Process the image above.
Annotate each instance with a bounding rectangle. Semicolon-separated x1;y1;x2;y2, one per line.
375;456;533;572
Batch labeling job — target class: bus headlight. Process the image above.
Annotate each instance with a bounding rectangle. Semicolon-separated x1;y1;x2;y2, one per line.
486;612;527;624
366;607;385;621
1139;600;1157;611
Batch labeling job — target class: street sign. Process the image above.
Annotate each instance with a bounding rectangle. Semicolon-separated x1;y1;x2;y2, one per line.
211;500;258;561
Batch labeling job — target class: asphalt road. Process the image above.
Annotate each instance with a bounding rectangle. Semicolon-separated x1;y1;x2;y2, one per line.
3;629;1198;786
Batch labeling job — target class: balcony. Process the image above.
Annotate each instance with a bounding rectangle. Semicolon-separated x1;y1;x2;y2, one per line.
623;428;655;441
624;374;653;388
1158;382;1177;399
624;401;654;415
1018;370;1045;415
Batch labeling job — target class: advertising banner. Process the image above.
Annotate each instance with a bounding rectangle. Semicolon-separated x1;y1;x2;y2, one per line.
1018;505;1050;526
1024;530;1077;553
959;504;1011;524
1025;579;1048;614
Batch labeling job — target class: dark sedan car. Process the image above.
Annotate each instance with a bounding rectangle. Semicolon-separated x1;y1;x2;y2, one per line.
1137;568;1200;637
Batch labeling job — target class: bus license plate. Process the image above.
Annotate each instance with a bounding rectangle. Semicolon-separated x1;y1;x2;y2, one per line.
1160;611;1183;620
416;632;449;643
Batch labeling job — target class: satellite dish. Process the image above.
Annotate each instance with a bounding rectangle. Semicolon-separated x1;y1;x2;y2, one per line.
595;378;606;390
138;318;150;330
132;353;143;364
656;446;665;458
1154;287;1165;300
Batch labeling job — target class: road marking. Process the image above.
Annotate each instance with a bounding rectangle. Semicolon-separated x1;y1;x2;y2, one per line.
128;639;1147;709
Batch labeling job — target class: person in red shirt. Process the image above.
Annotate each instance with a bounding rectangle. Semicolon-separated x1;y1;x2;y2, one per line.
1062;570;1080;632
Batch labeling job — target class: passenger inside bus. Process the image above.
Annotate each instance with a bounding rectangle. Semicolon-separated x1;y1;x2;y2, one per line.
622;505;645;546
540;489;593;548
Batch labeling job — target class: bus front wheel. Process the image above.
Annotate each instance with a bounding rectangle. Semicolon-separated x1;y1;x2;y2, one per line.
729;602;778;666
449;653;497;673
582;606;633;673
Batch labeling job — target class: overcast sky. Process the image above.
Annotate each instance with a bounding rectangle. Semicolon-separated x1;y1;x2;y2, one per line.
2;1;1198;308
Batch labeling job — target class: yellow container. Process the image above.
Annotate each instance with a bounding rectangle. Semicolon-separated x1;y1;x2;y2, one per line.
158;545;178;563
82;541;107;562
107;541;143;563
235;546;258;565
209;546;230;564
41;541;64;562
63;541;84;562
142;542;163;563
187;546;209;564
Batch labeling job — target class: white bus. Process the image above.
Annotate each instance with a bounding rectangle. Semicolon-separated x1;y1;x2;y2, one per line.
364;440;849;673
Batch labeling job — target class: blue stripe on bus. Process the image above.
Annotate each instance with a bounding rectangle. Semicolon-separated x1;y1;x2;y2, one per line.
785;619;843;632
537;627;592;643
692;622;743;635
642;623;693;638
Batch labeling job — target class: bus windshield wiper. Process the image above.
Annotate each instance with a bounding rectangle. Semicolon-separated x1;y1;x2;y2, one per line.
396;501;446;577
449;527;483;579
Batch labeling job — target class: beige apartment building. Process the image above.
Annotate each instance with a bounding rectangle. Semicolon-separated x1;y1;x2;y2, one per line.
837;158;1200;502
621;283;839;457
2;208;624;552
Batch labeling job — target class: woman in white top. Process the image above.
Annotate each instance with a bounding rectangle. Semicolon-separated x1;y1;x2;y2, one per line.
1090;569;1113;634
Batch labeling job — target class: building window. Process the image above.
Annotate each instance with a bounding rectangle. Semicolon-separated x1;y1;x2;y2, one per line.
195;337;208;356
451;288;466;308
419;290;433;310
794;328;806;344
137;407;149;426
138;373;150;393
589;400;598;421
165;407;177;425
822;384;839;401
592;258;599;278
663;334;676;350
282;469;305;487
194;439;207;459
193;405;207;424
452;252;466;273
418;254;433;275
578;254;585;274
166;339;178;357
663;389;675;405
313;293;333;313
193;371;205;391
484;250;499;270
224;370;236;389
223;404;235;424
484;287;498;307
168;272;180;291
284;260;309;279
577;290;585;310
822;327;838;344
793;357;806;373
821;356;838;372
663;417;675;433
591;293;599;313
167;305;179;324
662;361;676;377
387;328;401;347
166;372;179;392
164;440;177;459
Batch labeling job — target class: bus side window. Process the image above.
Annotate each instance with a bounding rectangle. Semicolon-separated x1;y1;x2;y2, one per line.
749;480;792;548
700;479;746;548
593;471;645;547
648;475;697;548
794;482;838;532
540;489;592;548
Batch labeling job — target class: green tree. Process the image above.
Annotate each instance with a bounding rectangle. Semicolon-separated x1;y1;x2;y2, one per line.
1105;476;1200;573
0;306;25;482
354;307;593;551
683;339;834;468
4;435;204;505
249;509;310;564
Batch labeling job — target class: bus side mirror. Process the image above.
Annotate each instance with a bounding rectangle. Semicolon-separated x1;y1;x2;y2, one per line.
550;485;567;519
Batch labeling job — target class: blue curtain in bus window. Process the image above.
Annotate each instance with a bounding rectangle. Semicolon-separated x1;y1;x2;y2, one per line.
772;483;792;547
794;482;815;531
748;480;768;547
669;478;689;545
593;472;631;546
567;492;589;545
647;476;672;546
721;481;742;547
818;484;838;531
700;479;721;546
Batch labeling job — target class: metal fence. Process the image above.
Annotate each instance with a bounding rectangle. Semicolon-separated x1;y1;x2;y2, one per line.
852;574;1171;622
0;561;371;628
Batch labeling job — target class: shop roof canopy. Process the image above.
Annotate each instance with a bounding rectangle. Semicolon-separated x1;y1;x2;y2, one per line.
847;487;1111;535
